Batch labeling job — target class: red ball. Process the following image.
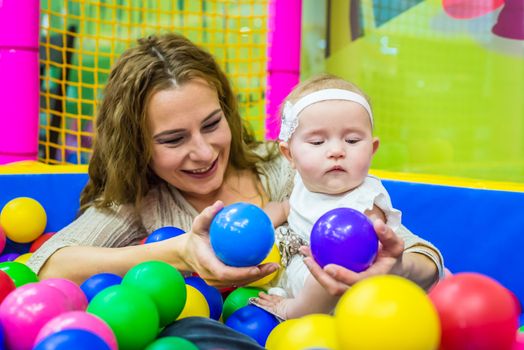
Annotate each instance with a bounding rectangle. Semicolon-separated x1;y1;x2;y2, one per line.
429;272;518;350
0;269;15;304
0;226;6;254
29;232;55;253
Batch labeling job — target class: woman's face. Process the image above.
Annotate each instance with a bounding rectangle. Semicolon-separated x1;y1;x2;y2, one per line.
148;78;232;199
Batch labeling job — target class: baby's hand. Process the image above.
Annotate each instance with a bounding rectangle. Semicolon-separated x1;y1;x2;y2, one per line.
251;292;290;321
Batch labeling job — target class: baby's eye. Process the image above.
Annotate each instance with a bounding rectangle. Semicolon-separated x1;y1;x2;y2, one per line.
346;139;360;144
308;140;324;145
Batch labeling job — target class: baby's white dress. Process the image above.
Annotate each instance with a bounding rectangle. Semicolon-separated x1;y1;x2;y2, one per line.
272;173;402;298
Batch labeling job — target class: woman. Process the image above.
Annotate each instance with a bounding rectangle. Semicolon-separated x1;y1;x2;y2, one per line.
27;33;442;349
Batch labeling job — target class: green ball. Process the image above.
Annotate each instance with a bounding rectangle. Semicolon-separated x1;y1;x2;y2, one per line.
145;336;199;350
87;284;159;350
122;260;187;327
222;286;264;322
0;261;38;287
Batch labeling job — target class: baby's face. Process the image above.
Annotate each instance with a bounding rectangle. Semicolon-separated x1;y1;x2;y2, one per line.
281;99;378;195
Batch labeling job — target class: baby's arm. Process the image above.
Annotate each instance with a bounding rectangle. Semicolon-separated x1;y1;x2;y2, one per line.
364;204;386;223
263;200;290;227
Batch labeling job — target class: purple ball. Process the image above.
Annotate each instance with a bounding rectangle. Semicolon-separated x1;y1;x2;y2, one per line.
310;207;378;272
0;253;20;263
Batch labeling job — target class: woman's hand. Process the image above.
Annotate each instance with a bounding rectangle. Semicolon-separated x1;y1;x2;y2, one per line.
180;201;279;288
301;219;405;296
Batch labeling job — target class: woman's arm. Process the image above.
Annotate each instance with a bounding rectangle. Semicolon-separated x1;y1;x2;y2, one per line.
301;220;440;296
36;201;278;286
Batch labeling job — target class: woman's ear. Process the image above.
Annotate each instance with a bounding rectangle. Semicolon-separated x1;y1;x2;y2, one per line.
279;142;296;169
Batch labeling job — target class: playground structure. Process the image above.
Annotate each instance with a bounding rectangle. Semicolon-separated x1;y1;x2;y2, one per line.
0;1;524;345
1;0;302;165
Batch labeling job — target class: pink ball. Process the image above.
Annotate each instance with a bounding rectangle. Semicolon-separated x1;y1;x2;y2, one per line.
34;310;117;350
41;278;88;311
514;331;524;350
0;282;71;350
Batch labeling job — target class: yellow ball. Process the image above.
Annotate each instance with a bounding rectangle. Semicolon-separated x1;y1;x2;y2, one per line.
267;314;339;350
265;319;298;349
0;197;47;243
177;285;210;319
248;244;281;287
14;253;33;264
335;275;440;350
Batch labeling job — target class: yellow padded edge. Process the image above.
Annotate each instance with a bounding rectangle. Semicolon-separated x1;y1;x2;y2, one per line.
370;169;524;193
0;161;88;174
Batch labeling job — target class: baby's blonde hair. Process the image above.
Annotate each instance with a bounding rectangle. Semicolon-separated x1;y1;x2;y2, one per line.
283;73;371;107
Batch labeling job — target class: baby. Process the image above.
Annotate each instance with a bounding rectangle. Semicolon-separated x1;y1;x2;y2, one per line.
257;74;402;320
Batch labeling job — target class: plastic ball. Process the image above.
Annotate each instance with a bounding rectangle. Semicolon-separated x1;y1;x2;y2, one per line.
30;232;55;253
266;314;339;350
0;252;20;262
0;261;38;287
335;275;440;349
14;252;32;264
34;328;110;350
0;197;47;243
2;238;32;255
122;261;186;327
0;226;6;254
429;272;519;350
34;311;117;350
145;336;199;350
265;319;298;349
210;202;274;267
185;276;223;320
0;322;4;350
41;278;88;311
87;284;159;350
144;226;185;244
310;207;378;272
0;269;15;304
177;285;210;319
248;244;281;287
225;305;279;347
222;286;264;322
80;272;122;302
0;282;72;350
514;331;524;350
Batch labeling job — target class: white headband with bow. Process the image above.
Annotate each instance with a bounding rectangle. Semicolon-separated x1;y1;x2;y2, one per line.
278;88;373;142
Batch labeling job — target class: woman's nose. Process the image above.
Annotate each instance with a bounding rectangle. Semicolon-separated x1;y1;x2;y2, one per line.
189;134;214;161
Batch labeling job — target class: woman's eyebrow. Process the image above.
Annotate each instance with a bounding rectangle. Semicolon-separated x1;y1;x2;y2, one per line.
153;108;222;138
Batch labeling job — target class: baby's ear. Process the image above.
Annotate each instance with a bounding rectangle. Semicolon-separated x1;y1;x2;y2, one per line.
279;142;295;168
372;137;380;156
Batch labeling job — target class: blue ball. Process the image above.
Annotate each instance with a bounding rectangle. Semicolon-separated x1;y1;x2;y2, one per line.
210;202;274;267
225;305;279;346
34;329;110;350
185;276;223;320
145;226;185;244
80;272;122;302
0;322;5;350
